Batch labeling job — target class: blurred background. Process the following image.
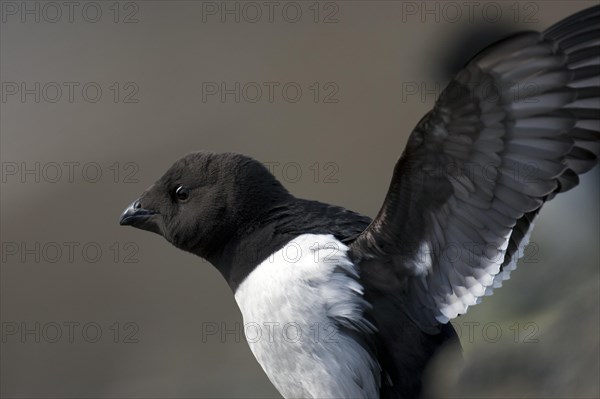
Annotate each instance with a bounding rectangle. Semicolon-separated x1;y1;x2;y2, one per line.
1;1;598;398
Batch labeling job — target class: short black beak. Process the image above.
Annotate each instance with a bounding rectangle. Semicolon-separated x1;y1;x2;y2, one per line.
119;199;157;228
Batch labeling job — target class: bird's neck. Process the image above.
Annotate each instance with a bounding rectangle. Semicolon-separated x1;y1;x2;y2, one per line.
198;194;302;291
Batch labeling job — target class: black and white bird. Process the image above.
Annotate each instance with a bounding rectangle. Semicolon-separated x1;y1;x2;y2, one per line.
120;6;600;399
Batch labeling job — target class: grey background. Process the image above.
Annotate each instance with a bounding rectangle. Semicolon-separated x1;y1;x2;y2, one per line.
1;1;598;398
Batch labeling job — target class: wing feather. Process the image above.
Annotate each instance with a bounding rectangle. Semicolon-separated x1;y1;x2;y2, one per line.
352;5;600;330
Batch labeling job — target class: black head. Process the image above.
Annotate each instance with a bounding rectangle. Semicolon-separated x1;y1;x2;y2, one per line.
119;152;291;261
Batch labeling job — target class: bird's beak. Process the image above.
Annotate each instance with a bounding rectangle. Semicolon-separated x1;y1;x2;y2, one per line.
119;199;161;234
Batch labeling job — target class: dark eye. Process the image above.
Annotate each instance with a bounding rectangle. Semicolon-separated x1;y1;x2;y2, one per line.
174;185;191;202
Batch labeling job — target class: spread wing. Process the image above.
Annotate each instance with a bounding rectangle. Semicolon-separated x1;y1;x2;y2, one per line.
351;5;600;330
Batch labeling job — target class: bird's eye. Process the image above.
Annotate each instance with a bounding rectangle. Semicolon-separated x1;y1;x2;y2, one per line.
175;185;191;202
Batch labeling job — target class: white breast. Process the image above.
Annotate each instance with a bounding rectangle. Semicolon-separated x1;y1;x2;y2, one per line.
234;234;380;399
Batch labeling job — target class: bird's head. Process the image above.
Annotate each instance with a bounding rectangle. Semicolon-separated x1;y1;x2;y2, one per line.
119;151;290;260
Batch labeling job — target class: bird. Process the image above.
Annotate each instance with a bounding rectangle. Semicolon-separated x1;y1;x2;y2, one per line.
120;5;600;399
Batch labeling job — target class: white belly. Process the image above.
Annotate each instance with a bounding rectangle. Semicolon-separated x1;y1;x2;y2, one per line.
234;234;380;399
